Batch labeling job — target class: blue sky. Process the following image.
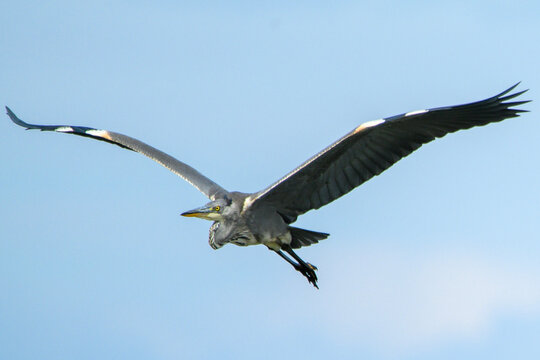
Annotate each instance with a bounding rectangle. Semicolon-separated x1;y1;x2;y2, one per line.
1;1;539;359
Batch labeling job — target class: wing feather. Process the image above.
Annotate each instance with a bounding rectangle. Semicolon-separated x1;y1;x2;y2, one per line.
6;107;227;200
250;84;530;223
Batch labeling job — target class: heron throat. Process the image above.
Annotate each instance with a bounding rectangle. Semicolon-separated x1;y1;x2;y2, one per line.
209;221;221;249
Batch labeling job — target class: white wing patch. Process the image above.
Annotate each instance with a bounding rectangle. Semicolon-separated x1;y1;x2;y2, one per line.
86;129;113;140
56;126;74;132
405;109;428;117
242;196;255;213
353;119;385;134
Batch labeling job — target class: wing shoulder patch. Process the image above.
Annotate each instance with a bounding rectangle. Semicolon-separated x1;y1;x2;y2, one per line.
353;119;385;134
404;109;429;117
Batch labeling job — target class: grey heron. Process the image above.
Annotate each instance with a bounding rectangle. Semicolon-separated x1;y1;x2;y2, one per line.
6;84;529;288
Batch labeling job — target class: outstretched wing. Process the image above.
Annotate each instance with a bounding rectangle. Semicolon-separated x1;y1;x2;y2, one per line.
6;107;228;200
250;84;530;223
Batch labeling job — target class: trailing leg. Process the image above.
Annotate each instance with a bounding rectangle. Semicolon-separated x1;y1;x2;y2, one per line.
269;245;319;289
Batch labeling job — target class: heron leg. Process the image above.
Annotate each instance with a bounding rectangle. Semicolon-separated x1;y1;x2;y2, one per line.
273;249;299;268
272;245;318;289
283;245;318;271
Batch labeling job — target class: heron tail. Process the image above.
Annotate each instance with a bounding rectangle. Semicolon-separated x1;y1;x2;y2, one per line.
289;227;329;249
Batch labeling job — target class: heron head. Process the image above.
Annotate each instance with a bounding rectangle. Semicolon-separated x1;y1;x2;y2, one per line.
181;199;229;221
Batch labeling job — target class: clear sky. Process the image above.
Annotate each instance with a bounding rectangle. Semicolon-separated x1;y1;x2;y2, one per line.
1;1;539;359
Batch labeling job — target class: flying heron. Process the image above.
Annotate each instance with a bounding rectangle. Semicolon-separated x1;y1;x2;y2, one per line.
6;84;529;288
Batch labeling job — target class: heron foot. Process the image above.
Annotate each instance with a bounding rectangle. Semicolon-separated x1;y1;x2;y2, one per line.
271;247;319;289
295;263;319;289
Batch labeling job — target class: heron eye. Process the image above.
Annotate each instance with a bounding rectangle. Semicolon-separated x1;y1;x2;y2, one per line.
214;206;220;211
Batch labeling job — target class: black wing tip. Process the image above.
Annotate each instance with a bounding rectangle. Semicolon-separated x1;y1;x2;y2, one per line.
499;88;529;103
493;82;528;100
497;83;531;114
498;82;522;97
5;106;33;129
6;105;16;119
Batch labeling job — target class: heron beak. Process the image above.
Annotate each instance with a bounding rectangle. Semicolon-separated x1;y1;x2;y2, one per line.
181;205;214;219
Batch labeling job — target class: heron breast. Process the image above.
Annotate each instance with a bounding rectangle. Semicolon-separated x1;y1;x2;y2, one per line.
230;232;258;247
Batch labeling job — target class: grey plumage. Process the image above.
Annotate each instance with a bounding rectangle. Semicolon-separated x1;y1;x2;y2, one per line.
6;84;530;288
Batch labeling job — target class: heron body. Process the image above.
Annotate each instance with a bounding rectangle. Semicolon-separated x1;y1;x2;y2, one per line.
6;84;530;288
183;191;324;283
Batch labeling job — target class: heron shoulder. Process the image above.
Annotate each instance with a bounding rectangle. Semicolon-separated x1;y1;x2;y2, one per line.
222;191;255;214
